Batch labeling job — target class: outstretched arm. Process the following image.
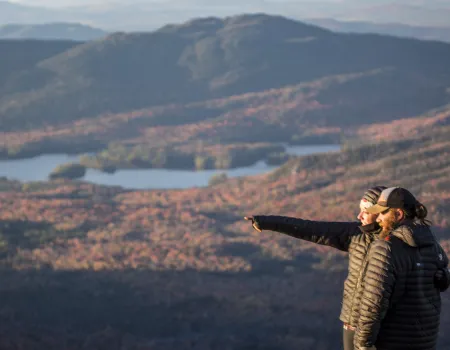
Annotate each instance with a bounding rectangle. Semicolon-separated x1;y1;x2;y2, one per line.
245;215;361;252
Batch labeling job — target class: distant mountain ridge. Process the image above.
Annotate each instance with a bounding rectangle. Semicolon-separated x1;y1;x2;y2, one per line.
0;23;108;41
1;0;450;31
305;18;450;43
0;16;449;44
334;3;450;27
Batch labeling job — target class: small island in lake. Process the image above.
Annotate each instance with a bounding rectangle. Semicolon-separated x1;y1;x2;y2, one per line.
49;163;86;180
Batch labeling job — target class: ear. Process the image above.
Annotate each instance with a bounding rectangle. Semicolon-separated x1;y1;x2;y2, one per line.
396;209;405;221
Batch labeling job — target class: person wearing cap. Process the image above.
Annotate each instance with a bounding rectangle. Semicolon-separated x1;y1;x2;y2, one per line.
244;186;387;350
353;187;449;350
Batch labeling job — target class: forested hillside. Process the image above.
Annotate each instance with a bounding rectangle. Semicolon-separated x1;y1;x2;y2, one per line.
1;105;449;349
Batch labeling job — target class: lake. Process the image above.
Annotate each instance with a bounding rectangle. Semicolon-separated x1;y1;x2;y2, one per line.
0;144;340;189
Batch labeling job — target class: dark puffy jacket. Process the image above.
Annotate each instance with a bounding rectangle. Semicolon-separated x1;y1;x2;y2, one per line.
435;267;450;292
254;216;381;327
354;223;448;350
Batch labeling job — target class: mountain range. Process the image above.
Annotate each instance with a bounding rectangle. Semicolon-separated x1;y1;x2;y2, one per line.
2;19;450;44
1;14;450;134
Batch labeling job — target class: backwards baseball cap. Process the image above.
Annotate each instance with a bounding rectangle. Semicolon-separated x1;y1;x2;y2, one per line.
366;187;417;214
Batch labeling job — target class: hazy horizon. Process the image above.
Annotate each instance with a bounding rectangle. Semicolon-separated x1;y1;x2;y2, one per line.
6;0;450;7
2;0;450;31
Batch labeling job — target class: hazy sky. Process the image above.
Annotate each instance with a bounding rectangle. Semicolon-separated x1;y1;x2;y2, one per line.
4;0;346;6
4;0;449;30
5;0;323;9
7;0;123;7
7;0;449;8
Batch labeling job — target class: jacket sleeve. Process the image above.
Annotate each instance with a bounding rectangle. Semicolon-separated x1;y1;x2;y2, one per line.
254;215;360;252
355;239;396;348
435;243;450;292
435;268;450;292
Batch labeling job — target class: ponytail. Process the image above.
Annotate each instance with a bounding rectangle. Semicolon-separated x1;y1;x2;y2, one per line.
415;202;432;226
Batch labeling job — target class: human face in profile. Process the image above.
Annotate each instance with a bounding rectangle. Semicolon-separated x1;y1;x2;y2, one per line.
377;208;403;236
357;209;378;226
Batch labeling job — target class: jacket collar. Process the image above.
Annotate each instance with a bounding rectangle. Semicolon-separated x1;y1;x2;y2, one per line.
359;222;382;235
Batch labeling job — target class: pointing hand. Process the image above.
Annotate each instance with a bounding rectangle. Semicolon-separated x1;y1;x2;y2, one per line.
244;216;262;232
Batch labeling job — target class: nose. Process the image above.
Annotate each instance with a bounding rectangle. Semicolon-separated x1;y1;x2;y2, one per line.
357;212;362;220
